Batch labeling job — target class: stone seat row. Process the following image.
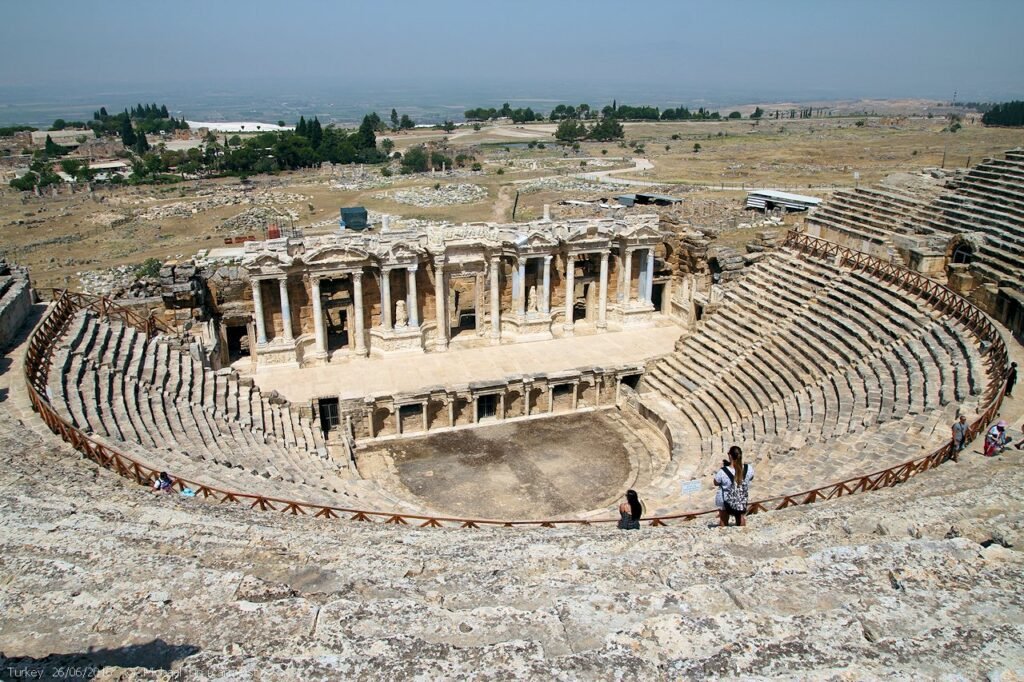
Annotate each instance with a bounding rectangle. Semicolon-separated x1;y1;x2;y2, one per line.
51;317;327;484
60;312;325;457
640;251;987;474
42;313;427;511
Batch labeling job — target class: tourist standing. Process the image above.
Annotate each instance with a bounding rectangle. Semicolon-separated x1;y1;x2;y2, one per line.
617;489;643;530
714;446;754;527
1006;362;1018;397
951;415;969;460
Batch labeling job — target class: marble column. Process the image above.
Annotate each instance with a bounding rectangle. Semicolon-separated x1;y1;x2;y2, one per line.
475;272;485;334
251;279;267;345
278;276;293;342
490;256;501;339
622;248;633;306
563;253;575;333
645;248;656;305
598;251;609;330
353;270;367;355
447;397;455;427
542;255;552;314
524;382;532;416
421;402;429;432
517;258;527;318
433;258;448;350
407;265;419;328
310;276;326;355
380;269;393;330
511;260;521;317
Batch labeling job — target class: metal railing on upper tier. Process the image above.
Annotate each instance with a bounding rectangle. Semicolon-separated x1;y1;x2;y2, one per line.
22;235;1010;529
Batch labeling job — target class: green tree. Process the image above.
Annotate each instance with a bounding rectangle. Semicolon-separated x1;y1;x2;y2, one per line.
277;120;286;128
982;101;1024;127
750;107;764;119
587;118;623;141
51;119;67;131
10;171;39;191
555;119;587;142
399;114;415;130
390;108;399;130
442;120;455;133
134;131;150;154
355;115;378;150
296;116;308;138
400;145;429;173
380;138;394;155
119;117;136;147
59;158;89;181
728;111;742;119
228;135;242;146
693;143;701;153
44;135;65;157
309;117;323;149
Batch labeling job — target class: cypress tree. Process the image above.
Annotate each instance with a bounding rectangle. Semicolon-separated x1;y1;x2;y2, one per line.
310;117;323;149
296;116;308;138
119;116;136;147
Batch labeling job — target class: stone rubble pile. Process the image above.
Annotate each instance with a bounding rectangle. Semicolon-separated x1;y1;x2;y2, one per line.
707;246;747;282
518;177;614;194
83;211;131;228
736;214;786;230
219;206;300;234
76;265;160;298
745;229;783;253
135;190;310;221
375;183;488;207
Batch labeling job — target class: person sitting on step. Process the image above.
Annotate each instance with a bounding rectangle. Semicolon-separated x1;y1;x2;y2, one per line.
152;471;174;494
617;489;644;530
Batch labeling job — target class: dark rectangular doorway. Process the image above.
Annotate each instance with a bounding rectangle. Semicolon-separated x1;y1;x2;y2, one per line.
326;306;349;351
318;397;340;435
225;324;250;362
652;283;664;312
477;394;498;420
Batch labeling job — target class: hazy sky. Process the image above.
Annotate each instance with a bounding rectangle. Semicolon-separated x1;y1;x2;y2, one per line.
1;0;1022;102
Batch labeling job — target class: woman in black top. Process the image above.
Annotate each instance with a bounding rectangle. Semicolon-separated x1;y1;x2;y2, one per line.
618;489;643;530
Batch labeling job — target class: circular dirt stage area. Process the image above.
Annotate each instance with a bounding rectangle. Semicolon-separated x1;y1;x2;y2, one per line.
357;411;650;519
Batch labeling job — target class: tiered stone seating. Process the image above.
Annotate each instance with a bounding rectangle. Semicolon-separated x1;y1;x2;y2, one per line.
638;248;990;512
809;149;1024;289
806;186;935;260
47;311;423;512
924;152;1024;286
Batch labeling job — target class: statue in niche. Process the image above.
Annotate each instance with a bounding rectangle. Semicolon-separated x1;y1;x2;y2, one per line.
395;299;408;327
527;285;538;313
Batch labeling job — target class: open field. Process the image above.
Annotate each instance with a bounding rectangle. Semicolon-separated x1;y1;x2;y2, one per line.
1;110;1021;291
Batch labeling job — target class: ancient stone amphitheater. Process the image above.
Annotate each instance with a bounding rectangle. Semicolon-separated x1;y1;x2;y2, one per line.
2;151;1023;678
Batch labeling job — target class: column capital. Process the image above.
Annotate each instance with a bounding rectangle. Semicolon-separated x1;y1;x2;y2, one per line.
407;263;419;272
544;254;553;263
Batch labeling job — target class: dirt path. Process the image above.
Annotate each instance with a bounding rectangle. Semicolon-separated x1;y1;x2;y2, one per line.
492;185;515;222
